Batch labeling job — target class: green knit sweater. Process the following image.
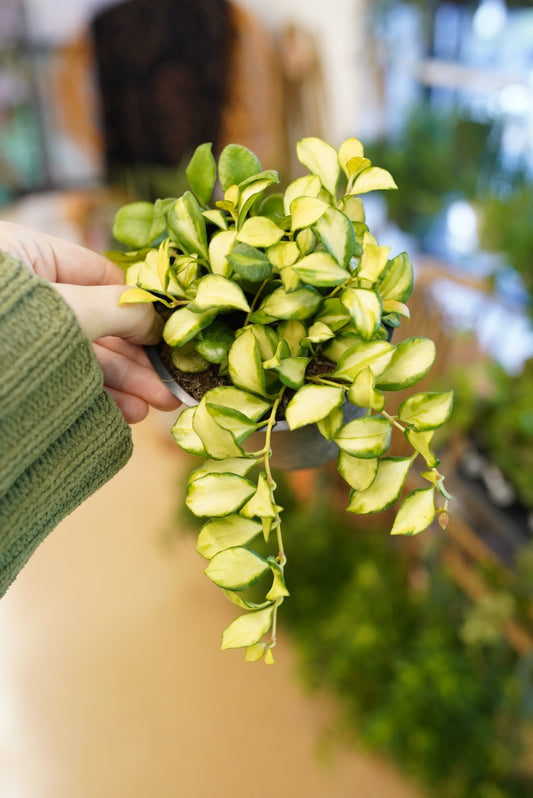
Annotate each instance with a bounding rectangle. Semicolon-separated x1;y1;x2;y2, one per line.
0;252;133;596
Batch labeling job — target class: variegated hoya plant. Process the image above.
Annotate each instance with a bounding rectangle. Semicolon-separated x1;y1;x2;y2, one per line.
109;138;453;664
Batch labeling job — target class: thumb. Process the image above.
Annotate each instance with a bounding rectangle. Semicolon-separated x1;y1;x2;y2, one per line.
54;284;164;344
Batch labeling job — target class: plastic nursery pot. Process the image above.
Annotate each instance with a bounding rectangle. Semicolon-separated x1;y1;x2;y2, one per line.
145;344;366;471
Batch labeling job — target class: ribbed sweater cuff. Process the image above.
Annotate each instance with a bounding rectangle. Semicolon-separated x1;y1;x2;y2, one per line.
0;253;133;596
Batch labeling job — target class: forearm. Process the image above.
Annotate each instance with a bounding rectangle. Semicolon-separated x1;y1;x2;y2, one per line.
0;253;133;596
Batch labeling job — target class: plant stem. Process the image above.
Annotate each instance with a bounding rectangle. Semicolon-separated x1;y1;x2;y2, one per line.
309;375;347;389
244;276;271;324
381;408;406;433
262;391;286;651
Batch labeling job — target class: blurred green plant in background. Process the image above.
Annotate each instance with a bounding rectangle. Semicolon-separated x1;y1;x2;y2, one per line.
367;106;497;239
447;357;533;512
277;471;533;798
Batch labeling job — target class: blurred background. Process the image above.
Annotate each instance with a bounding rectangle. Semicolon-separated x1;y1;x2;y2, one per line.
1;1;532;796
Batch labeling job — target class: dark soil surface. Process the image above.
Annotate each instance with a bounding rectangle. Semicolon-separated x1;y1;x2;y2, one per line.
155;306;335;421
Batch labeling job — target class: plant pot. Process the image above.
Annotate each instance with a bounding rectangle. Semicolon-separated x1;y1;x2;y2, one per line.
145;344;366;470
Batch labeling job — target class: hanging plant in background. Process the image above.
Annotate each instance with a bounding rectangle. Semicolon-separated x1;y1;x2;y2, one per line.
108;137;453;663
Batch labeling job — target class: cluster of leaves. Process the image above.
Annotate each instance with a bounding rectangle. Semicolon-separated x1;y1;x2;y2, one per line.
109;137;452;661
272;473;533;798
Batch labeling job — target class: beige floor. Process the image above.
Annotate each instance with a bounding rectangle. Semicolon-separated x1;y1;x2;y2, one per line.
0;411;424;798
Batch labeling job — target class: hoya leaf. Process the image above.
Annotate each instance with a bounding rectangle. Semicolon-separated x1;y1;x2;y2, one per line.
262;339;290;370
317;405;344;441
245;643;266;662
341;196;365;223
314;206;357;270
279;267;301;293
157;238;172;292
332;339;394;382
238;169;280;192
221;606;274;650
398;391;454;431
405;428;440;468
296;137;341;196
390;487;436;536
292;252;351;287
163;307;217;347
302;321;334;345
195;320;235;364
277;356;309;389
237;174;280;227
112;201;164;248
171;341;209;373
228;327;267;397
347;456;413;514
259;192;285;219
286;385;345;430
136;251;163;294
267;241;300;269
236;216;285;247
324;334;364;364
189;274;250;313
204;386;272;421
218;143;262;191
196;515;262;559
172;255;200;291
186;473;255;517
206;404;258;444
378;252;414;302
257;285;322;320
186;142;216;206
338;137;365;178
382;299;410;318
334;415;391;458
357;236;390;285
351;166;397;194
167;192;209;260
171;407;206;457
222;590;273;611
296;226;315;254
241;472;281;519
205;547;269;590
262;517;273;543
193;396;244;459
191;457;258;482
118;287;160;305
314;298;351;331
103;247;151;267
338;451;378;491
208;230;236;276
277;320;308;357
247;324;278;360
345;156;371;181
375;337;436;391
266;557;290;600
203;209;228;230
283;174;322;215
289;195;328;230
347;367;386;412
226;240;272;282
341;288;382;340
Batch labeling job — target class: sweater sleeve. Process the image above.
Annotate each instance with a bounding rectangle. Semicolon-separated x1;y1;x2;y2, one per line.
0;252;133;597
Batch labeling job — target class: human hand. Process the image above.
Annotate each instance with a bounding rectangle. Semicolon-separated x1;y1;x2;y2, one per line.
0;220;180;423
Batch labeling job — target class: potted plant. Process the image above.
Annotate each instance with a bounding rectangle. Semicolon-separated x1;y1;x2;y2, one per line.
108;137;453;663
